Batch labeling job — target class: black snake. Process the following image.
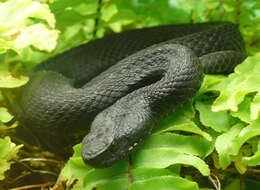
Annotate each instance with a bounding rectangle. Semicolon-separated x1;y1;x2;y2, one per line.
10;22;247;168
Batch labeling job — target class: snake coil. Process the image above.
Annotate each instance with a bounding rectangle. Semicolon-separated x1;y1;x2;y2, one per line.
11;22;246;168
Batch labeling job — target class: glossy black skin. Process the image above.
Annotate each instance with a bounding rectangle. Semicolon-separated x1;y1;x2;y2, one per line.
11;22;246;168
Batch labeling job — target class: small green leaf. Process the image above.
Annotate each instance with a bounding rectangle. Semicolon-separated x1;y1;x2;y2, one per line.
231;96;252;123
0;137;22;180
232;120;260;156
0;107;13;123
196;100;232;132
242;141;260;166
216;121;260;169
129;176;199;190
0;71;29;88
251;92;260;120
101;4;118;22
197;74;226;96
215;123;244;169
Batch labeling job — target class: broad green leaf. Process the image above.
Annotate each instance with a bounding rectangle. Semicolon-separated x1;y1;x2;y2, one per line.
196;100;232;132
0;71;29;88
132;167;180;181
0;107;13;123
92;178;127;190
140;133;214;159
156;110;212;141
129;176;199;190
82;163;129;190
0;136;22;180
132;147;210;176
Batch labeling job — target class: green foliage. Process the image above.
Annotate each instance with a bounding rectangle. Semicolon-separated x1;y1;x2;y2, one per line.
0;0;59;54
0;137;22;180
0;0;259;189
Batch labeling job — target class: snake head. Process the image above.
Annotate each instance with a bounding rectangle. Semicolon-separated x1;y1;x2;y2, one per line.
82;97;154;168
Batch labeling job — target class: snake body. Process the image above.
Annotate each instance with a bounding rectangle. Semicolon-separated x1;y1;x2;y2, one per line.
12;22;246;168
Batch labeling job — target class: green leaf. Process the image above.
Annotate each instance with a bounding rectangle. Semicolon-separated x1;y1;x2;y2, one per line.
13;24;60;52
196;100;232;132
230;120;260;156
231;96;252;123
132;147;210;176
140;133;214;159
197;74;226;96
251;92;260;120
129;176;199;190
215;123;244;169
242;141;260;166
0;107;13;123
216;121;260;169
0;136;22;180
50;0;86;13
0;71;29;88
55;9;95;30
61;144;93;180
156;108;212;141
132;167;180;181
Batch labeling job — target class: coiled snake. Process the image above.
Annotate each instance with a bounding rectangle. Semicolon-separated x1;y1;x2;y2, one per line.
11;22;247;168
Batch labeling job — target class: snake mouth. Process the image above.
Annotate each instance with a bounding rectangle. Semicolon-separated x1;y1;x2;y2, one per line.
81;133;122;168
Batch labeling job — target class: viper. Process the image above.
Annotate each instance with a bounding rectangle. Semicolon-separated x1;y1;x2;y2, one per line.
9;22;246;168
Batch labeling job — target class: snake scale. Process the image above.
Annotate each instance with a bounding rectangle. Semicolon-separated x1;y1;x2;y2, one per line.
11;22;247;168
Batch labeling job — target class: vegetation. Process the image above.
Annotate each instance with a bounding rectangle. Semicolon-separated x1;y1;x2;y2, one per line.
0;0;259;189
